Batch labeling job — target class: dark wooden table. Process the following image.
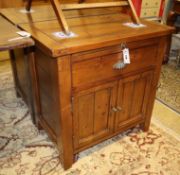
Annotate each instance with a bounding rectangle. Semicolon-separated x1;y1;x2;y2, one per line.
0;15;37;124
163;0;180;63
0;16;34;51
173;0;180;14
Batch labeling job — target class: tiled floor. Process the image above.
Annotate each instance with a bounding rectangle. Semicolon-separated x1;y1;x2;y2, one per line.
153;100;180;135
156;61;180;113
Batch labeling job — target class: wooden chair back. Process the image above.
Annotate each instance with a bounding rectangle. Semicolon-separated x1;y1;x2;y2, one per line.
26;0;140;34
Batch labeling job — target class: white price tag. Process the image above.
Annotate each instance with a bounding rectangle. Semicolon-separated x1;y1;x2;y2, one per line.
53;31;77;39
8;31;31;42
123;22;146;28
123;48;130;64
16;31;31;37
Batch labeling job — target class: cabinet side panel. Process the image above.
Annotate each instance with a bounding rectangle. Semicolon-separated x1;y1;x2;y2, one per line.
36;49;74;169
13;49;29;104
36;49;60;138
143;36;170;131
11;48;37;124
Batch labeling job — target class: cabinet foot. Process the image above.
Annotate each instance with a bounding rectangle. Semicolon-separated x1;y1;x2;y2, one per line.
140;122;150;132
16;91;21;98
37;121;43;130
62;157;74;170
74;154;79;162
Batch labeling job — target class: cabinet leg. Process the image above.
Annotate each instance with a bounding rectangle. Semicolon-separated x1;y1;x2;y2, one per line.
140;122;150;132
62;153;74;170
37;121;43;130
73;154;79;162
15;89;21;98
9;50;19;97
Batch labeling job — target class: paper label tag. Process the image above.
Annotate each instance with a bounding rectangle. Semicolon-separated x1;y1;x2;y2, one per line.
16;31;31;37
123;48;130;64
19;9;35;14
53;31;77;39
123;22;146;28
8;31;31;42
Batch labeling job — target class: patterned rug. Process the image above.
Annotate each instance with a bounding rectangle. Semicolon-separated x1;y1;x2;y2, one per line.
0;60;14;91
156;61;180;114
0;87;180;174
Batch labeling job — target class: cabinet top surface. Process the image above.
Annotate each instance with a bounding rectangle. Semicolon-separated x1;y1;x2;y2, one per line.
1;5;173;57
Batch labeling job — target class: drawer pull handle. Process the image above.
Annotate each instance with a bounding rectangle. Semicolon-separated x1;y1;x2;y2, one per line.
113;60;126;69
112;107;122;112
117;106;122;111
112;107;118;112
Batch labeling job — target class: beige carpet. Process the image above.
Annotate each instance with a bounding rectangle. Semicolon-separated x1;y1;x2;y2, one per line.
0;60;180;175
156;61;180;114
0;61;13;91
0;85;179;174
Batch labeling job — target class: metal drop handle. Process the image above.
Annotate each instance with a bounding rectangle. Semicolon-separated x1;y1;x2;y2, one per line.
112;106;122;112
113;42;129;70
112;107;118;112
113;60;126;70
117;106;122;111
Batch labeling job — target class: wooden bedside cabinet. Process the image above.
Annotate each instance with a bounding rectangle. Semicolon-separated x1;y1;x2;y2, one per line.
0;1;173;170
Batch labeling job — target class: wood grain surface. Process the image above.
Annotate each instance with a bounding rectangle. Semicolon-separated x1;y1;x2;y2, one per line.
4;7;172;57
0;16;34;51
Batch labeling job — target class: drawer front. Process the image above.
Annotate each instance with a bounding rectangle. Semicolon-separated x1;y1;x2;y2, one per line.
141;0;161;8
72;41;158;89
140;8;160;18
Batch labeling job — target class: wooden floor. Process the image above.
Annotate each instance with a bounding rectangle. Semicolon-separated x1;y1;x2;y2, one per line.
0;59;11;74
0;51;9;60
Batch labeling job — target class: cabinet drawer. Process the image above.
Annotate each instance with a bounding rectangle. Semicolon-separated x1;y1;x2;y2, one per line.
140;8;160;18
72;41;158;89
142;0;161;8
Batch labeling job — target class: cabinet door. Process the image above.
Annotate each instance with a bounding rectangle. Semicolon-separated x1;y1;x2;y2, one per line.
115;70;153;131
73;82;117;150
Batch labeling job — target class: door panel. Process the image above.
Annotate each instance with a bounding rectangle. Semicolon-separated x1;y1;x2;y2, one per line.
73;82;117;149
130;75;147;117
78;94;94;139
94;89;111;133
115;70;153;130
